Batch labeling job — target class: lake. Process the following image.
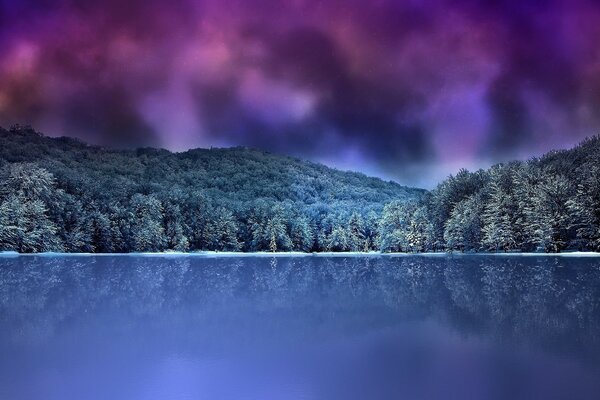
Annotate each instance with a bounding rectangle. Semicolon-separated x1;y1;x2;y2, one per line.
1;255;599;400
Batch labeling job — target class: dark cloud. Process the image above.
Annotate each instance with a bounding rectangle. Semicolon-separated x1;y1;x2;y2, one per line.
1;0;599;187
191;26;433;176
60;86;160;148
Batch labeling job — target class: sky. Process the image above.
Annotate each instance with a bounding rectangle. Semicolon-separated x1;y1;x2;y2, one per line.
1;0;600;188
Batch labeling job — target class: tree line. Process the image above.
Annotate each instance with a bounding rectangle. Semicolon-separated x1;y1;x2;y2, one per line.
0;125;598;253
0;161;384;253
0;125;418;253
379;136;600;253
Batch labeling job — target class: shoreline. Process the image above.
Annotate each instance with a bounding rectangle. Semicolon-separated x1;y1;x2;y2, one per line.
1;251;600;257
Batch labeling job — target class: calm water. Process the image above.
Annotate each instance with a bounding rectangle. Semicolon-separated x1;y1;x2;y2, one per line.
1;255;600;400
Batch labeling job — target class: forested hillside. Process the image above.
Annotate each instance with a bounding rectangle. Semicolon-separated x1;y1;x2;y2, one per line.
1;124;599;253
0;125;423;253
379;136;600;253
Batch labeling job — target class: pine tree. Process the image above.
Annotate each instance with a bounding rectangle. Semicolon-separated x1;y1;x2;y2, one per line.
406;205;431;252
378;201;411;252
567;166;600;251
0;195;61;252
327;225;349;251
481;166;520;252
87;209;114;252
204;207;240;251
129;194;166;252
250;204;291;251
0;163;62;252
264;214;292;252
162;202;190;251
346;212;366;251
362;211;380;251
444;195;483;252
290;217;314;252
529;174;572;252
269;233;278;252
512;164;544;251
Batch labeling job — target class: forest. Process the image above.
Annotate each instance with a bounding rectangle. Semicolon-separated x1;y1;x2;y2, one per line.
0;124;598;253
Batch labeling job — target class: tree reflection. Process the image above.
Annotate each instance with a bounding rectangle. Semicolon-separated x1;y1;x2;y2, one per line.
1;255;599;364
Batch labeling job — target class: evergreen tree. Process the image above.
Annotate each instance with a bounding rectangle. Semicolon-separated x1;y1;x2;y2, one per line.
327;225;349;251
129;194;166;252
378;201;411;252
290;217;314;252
406;205;431;252
567;166;600;250
512;164;544;251
250;204;291;251
529;174;572;252
162;201;190;251
0;163;61;252
363;211;380;251
444;195;483;252
0;195;61;252
203;207;241;251
87;209;115;252
481;167;520;251
346;212;366;251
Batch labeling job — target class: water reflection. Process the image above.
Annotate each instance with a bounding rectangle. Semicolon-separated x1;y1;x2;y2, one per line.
0;255;599;399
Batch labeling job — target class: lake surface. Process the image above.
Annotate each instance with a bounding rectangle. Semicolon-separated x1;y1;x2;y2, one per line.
1;255;599;400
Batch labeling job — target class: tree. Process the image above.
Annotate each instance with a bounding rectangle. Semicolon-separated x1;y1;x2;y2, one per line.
529;174;572;252
481;166;521;252
51;193;92;252
250;203;291;252
203;207;241;251
0;163;61;252
0;195;61;252
444;195;483;252
86;209;115;252
162;201;190;251
567;166;600;251
378;201;411;252
0;162;56;202
327;225;349;251
290;217;314;252
346;212;366;252
362;210;380;251
513;164;544;251
427;169;488;249
129;194;166;252
405;205;432;252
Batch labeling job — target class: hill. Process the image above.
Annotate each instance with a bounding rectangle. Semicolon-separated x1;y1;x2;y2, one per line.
0;125;424;253
378;135;600;253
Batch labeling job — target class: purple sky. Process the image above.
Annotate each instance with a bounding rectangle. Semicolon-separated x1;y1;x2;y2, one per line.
1;0;600;187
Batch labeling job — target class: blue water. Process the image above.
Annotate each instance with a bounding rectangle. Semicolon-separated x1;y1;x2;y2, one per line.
1;255;599;400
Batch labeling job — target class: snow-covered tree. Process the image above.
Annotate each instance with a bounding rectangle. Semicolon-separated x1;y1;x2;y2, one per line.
86;209;115;253
481;166;521;252
203;207;240;251
0;163;61;252
129;194;166;252
327;225;349;251
444;195;483;252
290;217;314;252
250;204;291;252
528;174;572;252
378;201;412;252
406;205;432;252
346;212;366;252
567;166;600;251
162;201;190;251
0;195;61;252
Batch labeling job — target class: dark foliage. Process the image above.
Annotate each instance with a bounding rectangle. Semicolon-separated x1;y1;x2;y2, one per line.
0;125;422;252
379;136;600;253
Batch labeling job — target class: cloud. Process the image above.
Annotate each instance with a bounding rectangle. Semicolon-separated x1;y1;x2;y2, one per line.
1;0;600;187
